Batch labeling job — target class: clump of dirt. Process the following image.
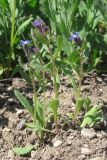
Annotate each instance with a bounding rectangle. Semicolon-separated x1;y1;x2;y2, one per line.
0;74;107;160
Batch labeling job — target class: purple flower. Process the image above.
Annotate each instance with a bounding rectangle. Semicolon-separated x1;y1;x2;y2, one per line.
69;32;79;41
20;40;31;46
69;32;81;45
32;19;42;28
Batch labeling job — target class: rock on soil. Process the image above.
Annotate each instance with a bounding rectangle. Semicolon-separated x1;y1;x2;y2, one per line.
81;128;96;139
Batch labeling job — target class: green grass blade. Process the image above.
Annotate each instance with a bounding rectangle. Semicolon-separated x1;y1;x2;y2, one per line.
12;145;35;155
14;90;33;117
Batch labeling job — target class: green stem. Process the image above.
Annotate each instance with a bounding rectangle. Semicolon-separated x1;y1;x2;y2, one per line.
2;12;8;43
74;42;85;121
10;0;16;61
52;57;58;99
23;46;37;125
30;67;37;125
42;71;46;128
48;46;58;132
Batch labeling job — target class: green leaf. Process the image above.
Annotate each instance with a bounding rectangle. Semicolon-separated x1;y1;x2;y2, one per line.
54;35;63;58
12;145;35;155
31;28;49;45
14;90;33;117
69;76;79;98
26;122;43;133
76;98;85;112
13;17;33;42
35;98;44;128
81;105;102;128
104;34;107;44
0;64;3;75
48;99;59;116
26;0;37;8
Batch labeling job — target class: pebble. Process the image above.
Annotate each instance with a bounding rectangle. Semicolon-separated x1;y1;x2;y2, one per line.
7;149;14;158
31;150;36;158
67;135;75;145
81;85;90;92
8;98;14;102
97;77;102;83
28;133;36;144
53;140;62;148
7;86;13;91
78;155;85;160
3;127;11;132
16;109;24;117
81;147;93;155
90;157;104;160
81;128;96;139
16;118;26;130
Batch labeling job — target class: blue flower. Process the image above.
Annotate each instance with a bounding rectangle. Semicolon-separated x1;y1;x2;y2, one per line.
32;19;42;27
69;32;81;45
69;32;79;41
20;40;31;46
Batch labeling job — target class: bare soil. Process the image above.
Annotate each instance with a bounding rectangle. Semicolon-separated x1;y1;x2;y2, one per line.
0;73;107;160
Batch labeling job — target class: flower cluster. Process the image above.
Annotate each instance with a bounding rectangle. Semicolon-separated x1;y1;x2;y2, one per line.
69;32;81;45
32;19;49;34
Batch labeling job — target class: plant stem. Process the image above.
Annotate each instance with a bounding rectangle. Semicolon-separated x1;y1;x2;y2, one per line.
23;46;37;125
42;70;46;128
30;67;37;125
10;0;16;62
48;46;58;132
74;42;85;121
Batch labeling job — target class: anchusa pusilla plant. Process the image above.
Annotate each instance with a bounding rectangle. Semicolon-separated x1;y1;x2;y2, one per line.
15;19;62;137
67;32;102;127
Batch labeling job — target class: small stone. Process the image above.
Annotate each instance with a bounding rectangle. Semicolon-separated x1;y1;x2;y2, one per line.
90;157;104;160
101;131;107;138
97;77;102;83
81;147;93;155
81;85;90;92
53;140;62;148
16;109;24;117
96;133;103;139
78;155;85;160
7;86;13;91
81;128;96;139
8;149;14;158
16;119;26;130
28;133;36;144
67;135;75;145
99;89;103;92
8;98;14;102
31;151;36;158
3;127;11;132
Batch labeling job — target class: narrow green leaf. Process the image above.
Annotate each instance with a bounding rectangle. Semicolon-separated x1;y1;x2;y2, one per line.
14;90;33;117
0;64;3;75
26;122;43;133
54;35;62;58
26;0;37;8
12;145;35;155
48;99;59;115
81;105;102;128
13;17;33;42
31;28;49;45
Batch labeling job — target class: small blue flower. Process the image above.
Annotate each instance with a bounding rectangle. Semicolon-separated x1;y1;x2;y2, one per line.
32;19;42;27
20;40;31;46
69;32;79;41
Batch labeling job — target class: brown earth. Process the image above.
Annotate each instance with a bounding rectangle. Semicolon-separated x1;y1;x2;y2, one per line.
0;73;107;160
